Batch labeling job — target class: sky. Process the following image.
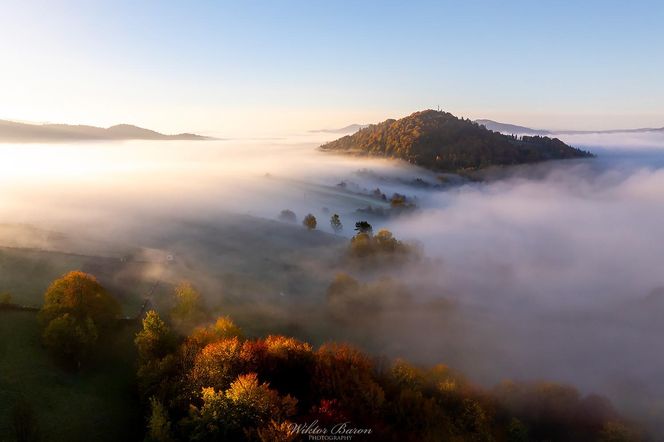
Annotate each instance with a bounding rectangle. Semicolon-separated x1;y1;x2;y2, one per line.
0;0;662;136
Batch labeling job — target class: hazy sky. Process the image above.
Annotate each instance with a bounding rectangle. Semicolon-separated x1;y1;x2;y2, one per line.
1;0;662;135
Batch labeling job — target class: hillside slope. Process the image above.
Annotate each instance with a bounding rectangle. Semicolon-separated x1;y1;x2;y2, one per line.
321;110;592;172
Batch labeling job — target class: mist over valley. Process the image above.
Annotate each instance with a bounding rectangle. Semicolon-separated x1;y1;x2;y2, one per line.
2;125;664;436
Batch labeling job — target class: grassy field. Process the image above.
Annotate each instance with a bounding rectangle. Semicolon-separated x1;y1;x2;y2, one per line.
0;310;143;442
0;246;158;315
0;218;348;441
0;248;93;307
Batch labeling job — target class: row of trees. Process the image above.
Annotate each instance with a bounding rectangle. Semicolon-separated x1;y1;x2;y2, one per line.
279;210;344;233
36;272;210;369
133;308;640;441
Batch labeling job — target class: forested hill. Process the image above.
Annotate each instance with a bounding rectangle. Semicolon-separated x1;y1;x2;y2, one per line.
320;110;592;172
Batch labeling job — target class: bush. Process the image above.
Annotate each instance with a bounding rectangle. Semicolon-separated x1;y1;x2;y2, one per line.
302;214;317;230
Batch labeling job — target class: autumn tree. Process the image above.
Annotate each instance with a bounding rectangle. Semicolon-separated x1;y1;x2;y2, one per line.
38;271;120;368
187;373;297;440
374;229;399;252
260;335;314;402
135;310;175;364
135;310;178;400
349;231;373;257
390;193;407;208
349;228;416;261
180;316;244;369
314;343;385;421
302;214;317;230
170;282;207;330
188;316;243;347
39;271;120;329
330;214;343;233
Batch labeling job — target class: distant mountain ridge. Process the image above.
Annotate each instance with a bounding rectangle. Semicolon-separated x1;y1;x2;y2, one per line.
475;119;664;135
474;119;551;135
321;110;592;172
0;119;212;142
310;124;369;134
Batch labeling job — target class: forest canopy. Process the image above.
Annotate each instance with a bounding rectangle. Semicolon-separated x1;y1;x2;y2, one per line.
320;109;593;172
133;309;641;442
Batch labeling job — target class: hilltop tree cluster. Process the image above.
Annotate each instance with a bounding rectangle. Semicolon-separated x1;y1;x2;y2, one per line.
349;224;417;262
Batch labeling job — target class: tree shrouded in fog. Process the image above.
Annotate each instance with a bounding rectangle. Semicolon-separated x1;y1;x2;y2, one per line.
278;209;296;223
38;271;120;368
349;228;417;261
170;282;207;330
330;214;342;233
302;214;317;230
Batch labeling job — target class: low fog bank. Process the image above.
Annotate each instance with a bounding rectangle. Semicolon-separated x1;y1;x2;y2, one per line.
2;131;664;430
0;136;438;242
380;136;664;429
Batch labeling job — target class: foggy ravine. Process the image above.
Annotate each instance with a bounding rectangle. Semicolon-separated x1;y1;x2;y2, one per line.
1;130;664;431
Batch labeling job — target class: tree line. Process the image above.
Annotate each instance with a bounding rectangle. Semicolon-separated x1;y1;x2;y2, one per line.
7;263;642;441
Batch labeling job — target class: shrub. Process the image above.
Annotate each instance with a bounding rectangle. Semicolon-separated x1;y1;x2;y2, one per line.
302;214;317;230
